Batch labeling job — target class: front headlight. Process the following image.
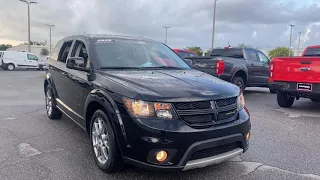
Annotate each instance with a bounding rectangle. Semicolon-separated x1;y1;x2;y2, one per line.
237;93;245;110
123;97;175;119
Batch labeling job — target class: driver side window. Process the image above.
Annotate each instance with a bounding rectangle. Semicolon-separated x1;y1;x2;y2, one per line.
257;51;269;64
27;54;38;61
71;40;89;68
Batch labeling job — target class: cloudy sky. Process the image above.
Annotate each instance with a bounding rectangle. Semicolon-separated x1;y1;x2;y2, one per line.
1;0;320;50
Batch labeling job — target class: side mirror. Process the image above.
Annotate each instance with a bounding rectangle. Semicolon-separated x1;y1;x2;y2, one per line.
66;57;90;72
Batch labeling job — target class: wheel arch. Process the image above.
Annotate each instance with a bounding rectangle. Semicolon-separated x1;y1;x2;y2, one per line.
232;69;248;85
44;73;59;98
85;89;128;148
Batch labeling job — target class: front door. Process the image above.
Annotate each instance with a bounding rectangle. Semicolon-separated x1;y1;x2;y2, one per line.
63;39;92;123
26;54;39;68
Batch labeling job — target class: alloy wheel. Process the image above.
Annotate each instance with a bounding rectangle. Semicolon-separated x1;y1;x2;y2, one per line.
8;64;14;71
92;117;110;164
45;89;53;116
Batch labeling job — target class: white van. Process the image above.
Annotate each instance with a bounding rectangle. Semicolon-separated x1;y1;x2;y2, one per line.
0;51;43;70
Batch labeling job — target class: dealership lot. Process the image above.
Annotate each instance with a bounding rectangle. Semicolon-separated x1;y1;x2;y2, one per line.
0;70;320;180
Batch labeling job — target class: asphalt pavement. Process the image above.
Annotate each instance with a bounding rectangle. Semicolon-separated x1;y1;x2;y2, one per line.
0;70;319;180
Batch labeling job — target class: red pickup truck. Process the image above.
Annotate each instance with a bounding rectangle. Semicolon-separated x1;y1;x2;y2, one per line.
269;45;320;107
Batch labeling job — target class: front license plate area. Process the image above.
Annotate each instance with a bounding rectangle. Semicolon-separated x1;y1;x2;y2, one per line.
297;83;312;91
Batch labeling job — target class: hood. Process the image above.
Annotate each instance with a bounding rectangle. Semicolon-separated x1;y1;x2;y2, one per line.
100;69;240;102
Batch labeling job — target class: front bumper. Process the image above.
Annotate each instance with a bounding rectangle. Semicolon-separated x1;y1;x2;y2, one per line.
118;108;251;171
269;81;320;98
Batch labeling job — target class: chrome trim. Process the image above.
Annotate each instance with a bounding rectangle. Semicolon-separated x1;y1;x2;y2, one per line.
56;106;86;131
56;98;84;119
182;148;243;171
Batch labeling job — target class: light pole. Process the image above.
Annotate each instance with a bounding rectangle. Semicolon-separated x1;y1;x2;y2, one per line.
288;24;294;56
19;0;37;53
212;0;217;49
297;32;301;56
45;24;55;53
162;26;170;44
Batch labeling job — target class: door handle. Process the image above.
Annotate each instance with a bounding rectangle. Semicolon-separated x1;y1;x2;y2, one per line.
250;63;254;66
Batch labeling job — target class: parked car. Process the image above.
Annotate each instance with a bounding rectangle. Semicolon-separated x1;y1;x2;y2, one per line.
44;35;251;173
173;49;198;58
0;51;43;70
269;45;320;108
185;47;271;92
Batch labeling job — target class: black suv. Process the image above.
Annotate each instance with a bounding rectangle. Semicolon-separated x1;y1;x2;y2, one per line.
44;35;251;173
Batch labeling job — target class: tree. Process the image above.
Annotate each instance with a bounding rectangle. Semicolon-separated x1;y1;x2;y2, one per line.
238;43;252;48
268;47;294;59
185;46;203;56
0;44;13;51
40;48;49;56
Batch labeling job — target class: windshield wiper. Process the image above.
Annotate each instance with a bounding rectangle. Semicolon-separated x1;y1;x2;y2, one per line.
139;66;183;69
100;67;141;69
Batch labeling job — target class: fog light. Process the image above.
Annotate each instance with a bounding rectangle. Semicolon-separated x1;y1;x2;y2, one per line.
156;151;168;162
246;132;250;141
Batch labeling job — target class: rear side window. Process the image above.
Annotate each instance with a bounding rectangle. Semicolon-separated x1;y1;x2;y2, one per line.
58;41;73;63
210;49;244;58
303;48;320;56
246;49;259;62
177;51;197;58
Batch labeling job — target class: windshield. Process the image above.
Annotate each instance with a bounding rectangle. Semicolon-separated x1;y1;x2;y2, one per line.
93;38;191;69
303;47;320;56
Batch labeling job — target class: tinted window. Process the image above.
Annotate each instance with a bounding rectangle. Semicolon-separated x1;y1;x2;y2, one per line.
93;39;190;69
303;48;320;56
246;49;258;62
257;51;269;64
71;40;89;67
27;54;38;61
177;51;197;58
210;49;244;58
58;41;73;63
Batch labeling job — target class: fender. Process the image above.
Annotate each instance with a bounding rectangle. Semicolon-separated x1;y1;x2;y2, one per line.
230;65;249;84
44;72;59;99
85;89;128;147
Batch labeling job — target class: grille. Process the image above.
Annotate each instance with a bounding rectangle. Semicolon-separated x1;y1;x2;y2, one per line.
180;114;215;124
174;101;211;110
174;97;238;127
217;109;238;121
216;97;237;107
190;143;239;161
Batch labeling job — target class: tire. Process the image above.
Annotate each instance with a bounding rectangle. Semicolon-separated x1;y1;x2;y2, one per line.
90;110;124;173
7;64;15;71
269;88;276;94
232;76;245;92
277;92;294;108
45;86;62;119
311;98;320;103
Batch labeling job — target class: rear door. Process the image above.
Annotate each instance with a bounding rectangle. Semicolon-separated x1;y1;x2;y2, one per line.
245;49;265;85
256;51;270;85
48;40;75;106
